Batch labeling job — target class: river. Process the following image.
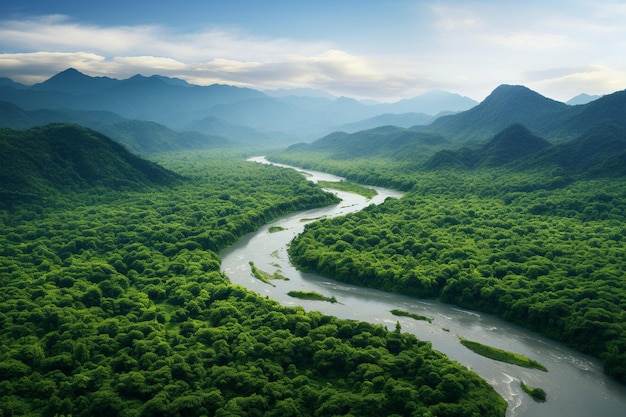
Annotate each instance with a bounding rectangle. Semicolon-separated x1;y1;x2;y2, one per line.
220;157;626;417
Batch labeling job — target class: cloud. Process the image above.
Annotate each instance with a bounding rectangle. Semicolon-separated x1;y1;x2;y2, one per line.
430;5;483;31
1;4;625;102
0;14;433;100
0;52;107;83
525;65;626;100
0;15;160;55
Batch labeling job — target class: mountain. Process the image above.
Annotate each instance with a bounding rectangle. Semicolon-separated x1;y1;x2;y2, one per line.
0;100;127;128
381;90;478;114
414;85;626;145
477;124;551;167
96;120;229;154
0;101;229;153
185;115;280;145
423;122;626;178
0;101;39;128
0;69;484;144
558;90;626;135
422;85;571;143
30;68;118;94
0;77;26;89
566;93;602;105
287;125;449;161
0;70;267;124
338;112;434;133
517;123;626;176
0;124;181;203
424;124;551;170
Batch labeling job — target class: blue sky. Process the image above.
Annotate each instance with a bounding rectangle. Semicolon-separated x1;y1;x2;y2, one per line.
1;0;625;102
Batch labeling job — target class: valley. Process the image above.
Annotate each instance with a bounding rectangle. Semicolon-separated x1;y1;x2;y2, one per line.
1;69;626;416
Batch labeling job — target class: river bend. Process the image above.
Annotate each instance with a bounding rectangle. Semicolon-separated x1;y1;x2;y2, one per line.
220;157;626;417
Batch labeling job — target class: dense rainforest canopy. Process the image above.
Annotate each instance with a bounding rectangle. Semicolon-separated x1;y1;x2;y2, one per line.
272;127;626;384
0;130;506;417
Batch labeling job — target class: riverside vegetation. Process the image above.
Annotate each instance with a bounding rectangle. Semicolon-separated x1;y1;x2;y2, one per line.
0;125;507;417
458;339;548;372
274;127;626;384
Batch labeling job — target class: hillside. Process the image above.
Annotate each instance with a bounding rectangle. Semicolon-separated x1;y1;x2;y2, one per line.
338;112;434;133
422;85;570;142
0;101;229;153
381;89;478;114
558;90;626;135
516;123;626;176
424;124;551;170
566;93;602;105
95;120;229;154
0;124;181;203
0;69;480;144
420;85;626;144
290;126;449;161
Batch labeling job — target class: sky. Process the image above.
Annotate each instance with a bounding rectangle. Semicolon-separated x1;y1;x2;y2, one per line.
1;0;625;102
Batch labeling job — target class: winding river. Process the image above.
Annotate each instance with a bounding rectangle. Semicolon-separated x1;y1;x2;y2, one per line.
220;157;626;417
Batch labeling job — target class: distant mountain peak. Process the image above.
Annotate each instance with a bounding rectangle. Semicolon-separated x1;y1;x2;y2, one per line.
42;67;89;83
31;68;117;94
483;84;550;104
424;123;550;170
566;93;602;106
479;123;550;166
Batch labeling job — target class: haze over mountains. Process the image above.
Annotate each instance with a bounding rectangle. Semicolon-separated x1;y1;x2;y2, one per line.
281;84;626;180
0;68;623;167
0;68;477;148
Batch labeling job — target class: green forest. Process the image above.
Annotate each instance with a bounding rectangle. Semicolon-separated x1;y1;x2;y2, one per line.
0;127;507;417
275;149;626;384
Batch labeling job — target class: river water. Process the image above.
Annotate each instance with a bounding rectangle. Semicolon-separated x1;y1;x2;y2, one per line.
220;157;626;417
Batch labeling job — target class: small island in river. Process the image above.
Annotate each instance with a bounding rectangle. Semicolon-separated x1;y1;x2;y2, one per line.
459;338;548;372
287;290;338;303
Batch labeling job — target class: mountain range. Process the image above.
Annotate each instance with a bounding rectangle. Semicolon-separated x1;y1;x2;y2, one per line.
0;68;478;145
1;68;623;170
284;85;626;179
417;84;626;144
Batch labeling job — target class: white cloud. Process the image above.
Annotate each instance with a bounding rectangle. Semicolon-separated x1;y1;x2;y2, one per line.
0;52;107;83
0;14;432;100
0;3;625;102
525;66;626;100
0;15;160;55
430;5;483;31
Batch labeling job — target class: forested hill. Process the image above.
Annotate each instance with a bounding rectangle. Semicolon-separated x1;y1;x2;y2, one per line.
287;126;449;161
0;101;230;154
414;85;569;142
0;68;477;144
0;124;181;203
418;85;626;143
423;124;551;170
424;123;626;177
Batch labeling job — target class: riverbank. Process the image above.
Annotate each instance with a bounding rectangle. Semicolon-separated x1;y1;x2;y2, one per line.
220;157;626;417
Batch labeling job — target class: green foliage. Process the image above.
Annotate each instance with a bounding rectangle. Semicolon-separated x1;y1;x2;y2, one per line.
459;339;548;371
317;180;378;199
423;124;551;170
0;124;181;204
390;309;432;323
0;149;505;417
287;291;338;303
520;381;547;402
249;261;289;285
282;152;626;383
